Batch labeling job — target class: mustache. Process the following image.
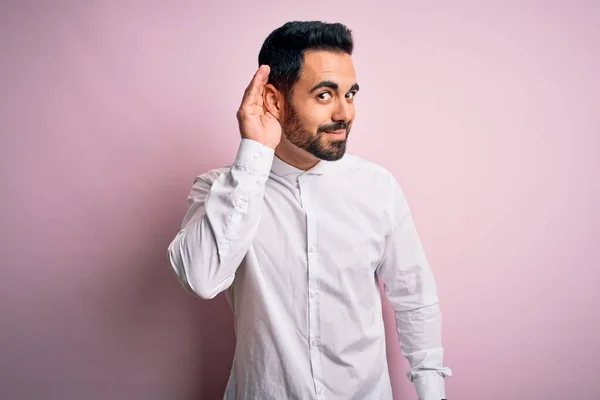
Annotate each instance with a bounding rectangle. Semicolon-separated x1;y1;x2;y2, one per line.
318;122;349;133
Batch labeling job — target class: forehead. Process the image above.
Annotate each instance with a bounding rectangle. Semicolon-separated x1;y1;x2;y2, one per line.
298;51;356;88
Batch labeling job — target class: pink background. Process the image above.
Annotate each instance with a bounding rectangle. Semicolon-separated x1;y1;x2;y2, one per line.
1;2;599;399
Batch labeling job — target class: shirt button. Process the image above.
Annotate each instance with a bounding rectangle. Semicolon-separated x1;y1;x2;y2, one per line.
309;291;317;298
308;246;316;253
311;338;319;346
317;388;323;394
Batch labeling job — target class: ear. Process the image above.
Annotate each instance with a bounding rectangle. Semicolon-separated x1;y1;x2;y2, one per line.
263;84;283;120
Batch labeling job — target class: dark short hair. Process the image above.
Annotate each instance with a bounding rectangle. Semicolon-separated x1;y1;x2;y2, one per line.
258;21;354;100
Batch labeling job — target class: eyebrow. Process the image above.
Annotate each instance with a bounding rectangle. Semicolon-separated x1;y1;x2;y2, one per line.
309;80;360;93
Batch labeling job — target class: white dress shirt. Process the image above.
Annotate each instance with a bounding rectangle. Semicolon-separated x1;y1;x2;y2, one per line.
168;138;452;400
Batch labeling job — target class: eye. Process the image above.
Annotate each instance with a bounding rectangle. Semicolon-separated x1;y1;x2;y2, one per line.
345;91;357;100
317;91;332;100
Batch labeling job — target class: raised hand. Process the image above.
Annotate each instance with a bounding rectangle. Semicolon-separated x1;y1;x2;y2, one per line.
236;65;282;149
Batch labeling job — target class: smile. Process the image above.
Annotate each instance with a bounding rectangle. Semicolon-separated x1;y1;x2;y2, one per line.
325;129;346;136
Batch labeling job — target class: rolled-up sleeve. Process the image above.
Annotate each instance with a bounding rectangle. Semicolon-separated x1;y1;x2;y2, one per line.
376;174;452;400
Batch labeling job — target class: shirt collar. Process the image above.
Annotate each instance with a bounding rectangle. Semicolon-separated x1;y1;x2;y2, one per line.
270;154;346;177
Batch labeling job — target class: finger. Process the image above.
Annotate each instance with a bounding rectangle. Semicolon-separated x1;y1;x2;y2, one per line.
265;110;279;122
249;65;269;104
255;87;264;108
240;65;270;108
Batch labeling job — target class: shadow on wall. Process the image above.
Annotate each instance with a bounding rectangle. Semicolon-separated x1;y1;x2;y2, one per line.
193;295;236;399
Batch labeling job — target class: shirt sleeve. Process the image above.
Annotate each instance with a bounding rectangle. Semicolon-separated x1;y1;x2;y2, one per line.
167;138;274;299
375;174;452;400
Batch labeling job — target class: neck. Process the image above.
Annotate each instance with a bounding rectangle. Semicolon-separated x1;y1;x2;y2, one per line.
274;135;320;171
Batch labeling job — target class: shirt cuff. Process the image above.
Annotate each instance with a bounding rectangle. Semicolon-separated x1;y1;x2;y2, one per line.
232;138;275;175
413;375;446;400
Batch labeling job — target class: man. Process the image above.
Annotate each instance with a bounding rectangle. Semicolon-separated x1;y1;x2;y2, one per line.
168;21;452;400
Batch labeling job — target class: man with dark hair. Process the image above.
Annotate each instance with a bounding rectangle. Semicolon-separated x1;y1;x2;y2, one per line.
168;21;452;400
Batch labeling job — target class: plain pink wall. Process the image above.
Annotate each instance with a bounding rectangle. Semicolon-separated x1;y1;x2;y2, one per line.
1;2;599;399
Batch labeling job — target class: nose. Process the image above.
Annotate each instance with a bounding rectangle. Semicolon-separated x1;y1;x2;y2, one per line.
332;98;353;122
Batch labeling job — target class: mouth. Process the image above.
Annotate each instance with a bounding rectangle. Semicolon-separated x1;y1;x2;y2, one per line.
324;129;347;138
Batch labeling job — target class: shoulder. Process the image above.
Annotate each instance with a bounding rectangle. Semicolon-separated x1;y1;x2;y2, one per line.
341;154;408;228
341;153;399;189
182;167;230;201
193;166;230;187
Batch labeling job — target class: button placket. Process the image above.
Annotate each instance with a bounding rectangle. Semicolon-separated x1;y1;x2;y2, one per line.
298;175;323;397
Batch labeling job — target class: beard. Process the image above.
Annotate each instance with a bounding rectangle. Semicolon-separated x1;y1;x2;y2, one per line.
281;102;350;161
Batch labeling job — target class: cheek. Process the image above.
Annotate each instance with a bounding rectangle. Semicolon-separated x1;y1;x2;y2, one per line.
297;109;327;132
313;108;336;129
347;103;356;120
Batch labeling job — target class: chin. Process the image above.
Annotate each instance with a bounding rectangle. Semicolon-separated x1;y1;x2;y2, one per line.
313;147;346;161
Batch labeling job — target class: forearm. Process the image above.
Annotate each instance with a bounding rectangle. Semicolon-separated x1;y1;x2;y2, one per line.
167;139;274;299
395;302;451;400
